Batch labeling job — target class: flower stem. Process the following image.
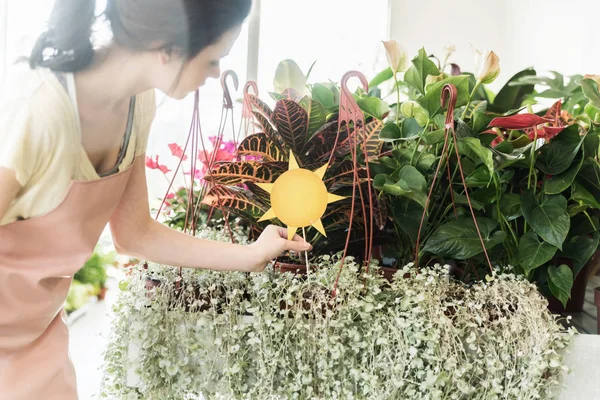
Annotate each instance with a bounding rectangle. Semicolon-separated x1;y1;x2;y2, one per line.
394;74;401;124
460;81;481;120
527;127;539;192
584;210;597;231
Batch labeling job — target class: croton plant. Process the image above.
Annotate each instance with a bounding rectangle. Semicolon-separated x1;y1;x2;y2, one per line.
201;77;388;261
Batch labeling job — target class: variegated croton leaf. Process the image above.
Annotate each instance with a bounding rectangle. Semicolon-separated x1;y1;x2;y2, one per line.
307;100;327;140
362;119;384;160
247;94;273;120
201;185;268;221
272;99;309;158
204;162;285;186
324;159;369;191
322;204;365;233
253;111;284;152
238;133;287;162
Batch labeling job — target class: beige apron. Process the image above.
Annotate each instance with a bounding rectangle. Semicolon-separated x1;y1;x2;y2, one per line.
0;162;134;399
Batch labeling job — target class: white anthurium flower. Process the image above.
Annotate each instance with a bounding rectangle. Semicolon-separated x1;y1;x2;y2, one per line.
474;47;500;84
383;40;410;74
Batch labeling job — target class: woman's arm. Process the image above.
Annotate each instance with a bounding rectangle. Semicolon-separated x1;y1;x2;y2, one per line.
110;156;310;272
0;168;22;222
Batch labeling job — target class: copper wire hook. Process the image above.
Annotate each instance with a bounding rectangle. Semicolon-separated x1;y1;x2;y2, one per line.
221;70;239;109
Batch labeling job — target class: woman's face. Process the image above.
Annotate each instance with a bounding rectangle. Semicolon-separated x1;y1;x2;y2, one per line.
156;25;242;99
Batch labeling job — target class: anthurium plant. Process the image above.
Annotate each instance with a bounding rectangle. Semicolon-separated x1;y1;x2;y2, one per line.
370;42;600;307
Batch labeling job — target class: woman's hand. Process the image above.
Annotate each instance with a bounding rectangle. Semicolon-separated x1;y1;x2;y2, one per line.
246;225;312;272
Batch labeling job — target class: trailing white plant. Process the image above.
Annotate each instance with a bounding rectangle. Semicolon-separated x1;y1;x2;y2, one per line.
101;225;574;400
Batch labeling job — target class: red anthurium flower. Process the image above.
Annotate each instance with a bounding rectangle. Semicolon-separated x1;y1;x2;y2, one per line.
489;114;553;130
522;125;564;141
488;100;572;143
145;155;171;174
523;100;567;141
168;143;188;161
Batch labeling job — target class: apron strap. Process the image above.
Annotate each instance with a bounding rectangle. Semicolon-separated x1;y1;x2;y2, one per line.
52;71;136;177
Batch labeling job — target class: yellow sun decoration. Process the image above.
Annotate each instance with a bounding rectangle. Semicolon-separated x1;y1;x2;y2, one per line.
257;153;345;240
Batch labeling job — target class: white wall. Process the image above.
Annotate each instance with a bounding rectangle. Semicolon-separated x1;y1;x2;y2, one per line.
503;0;600;77
389;0;508;89
389;0;600;89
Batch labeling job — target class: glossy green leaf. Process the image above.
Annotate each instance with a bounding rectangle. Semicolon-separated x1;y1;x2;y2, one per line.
357;97;390;121
518;231;558;274
465;166;492;187
536;126;583;175
561;233;600;277
544;155;584;195
404;48;440;95
488;68;537;114
572;181;600;209
457;137;494;173
548;264;573;308
420;128;445;145
417;75;469;116
369;67;394;88
580;78;600;109
373;166;428;208
423;217;506;260
499;193;522;221
521;190;569;249
312;83;336;108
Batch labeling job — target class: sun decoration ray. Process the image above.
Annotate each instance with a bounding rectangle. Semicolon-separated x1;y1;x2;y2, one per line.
256;153;345;240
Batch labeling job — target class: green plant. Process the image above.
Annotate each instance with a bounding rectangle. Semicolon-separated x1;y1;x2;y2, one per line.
65;280;95;313
74;250;113;293
101;226;572;400
160;186;227;231
370;45;600;307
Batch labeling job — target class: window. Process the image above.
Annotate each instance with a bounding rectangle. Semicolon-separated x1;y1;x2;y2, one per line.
0;0;392;201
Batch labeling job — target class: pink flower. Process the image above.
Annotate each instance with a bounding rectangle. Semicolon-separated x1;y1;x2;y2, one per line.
145;155;171;174
168;143;188;160
166;193;175;200
197;136;237;165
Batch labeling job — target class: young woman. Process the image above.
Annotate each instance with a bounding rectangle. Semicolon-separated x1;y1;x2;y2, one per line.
0;1;310;398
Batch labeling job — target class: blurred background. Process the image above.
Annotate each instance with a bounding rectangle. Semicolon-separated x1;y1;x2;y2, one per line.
0;0;597;398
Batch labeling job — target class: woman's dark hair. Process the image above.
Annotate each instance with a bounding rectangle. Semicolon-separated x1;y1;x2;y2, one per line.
29;0;252;72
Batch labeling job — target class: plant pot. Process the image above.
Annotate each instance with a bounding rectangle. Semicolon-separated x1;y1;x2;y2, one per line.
97;286;108;301
376;266;397;282
373;266;412;283
371;245;386;265
548;252;600;313
274;261;310;275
